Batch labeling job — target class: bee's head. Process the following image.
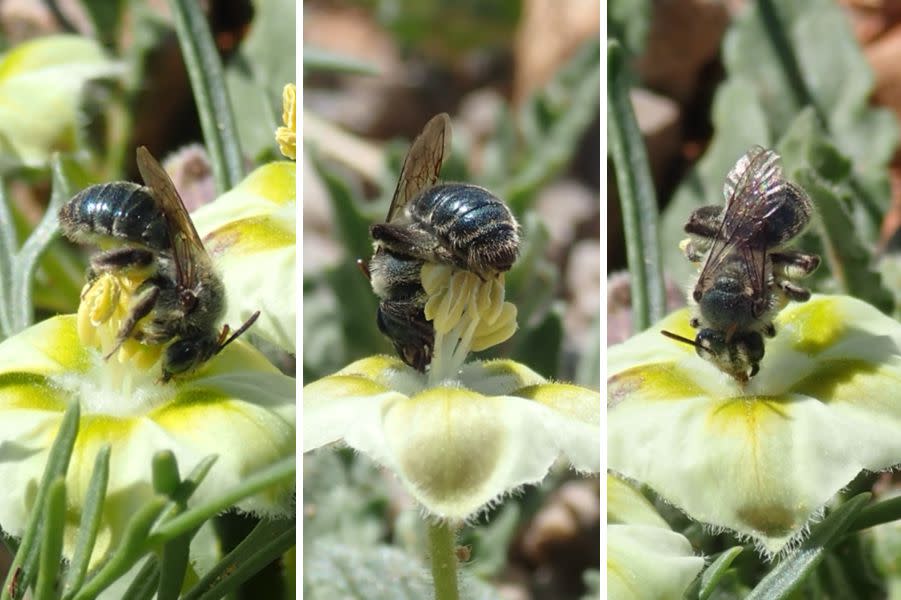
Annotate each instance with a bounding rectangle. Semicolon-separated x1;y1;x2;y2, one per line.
161;335;219;382
695;328;764;382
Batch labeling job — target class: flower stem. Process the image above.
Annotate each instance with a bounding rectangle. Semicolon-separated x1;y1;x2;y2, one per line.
427;520;459;600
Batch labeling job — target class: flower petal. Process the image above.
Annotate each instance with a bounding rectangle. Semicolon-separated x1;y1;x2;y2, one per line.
609;295;901;554
608;524;704;600
0;316;295;565
192;161;296;353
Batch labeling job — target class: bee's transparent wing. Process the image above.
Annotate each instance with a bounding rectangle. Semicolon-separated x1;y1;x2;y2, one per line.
136;146;211;290
697;147;787;301
385;113;451;223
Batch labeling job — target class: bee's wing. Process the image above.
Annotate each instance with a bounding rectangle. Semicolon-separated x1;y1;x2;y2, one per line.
136;146;211;290
696;147;785;301
385;113;451;223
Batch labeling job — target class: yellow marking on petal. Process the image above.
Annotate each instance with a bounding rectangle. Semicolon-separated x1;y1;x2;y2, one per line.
735;502;799;537
0;375;67;410
204;216;294;257
791;359;897;406
387;387;504;503
515;383;600;424
607;363;705;407
303;373;390;399
781;298;847;355
707;397;791;435
336;355;406;380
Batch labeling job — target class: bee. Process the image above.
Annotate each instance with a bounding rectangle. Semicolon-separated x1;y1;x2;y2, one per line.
362;113;520;371
59;146;259;382
662;146;820;382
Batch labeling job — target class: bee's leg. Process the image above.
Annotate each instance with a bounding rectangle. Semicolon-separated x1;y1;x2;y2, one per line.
763;323;776;337
770;251;820;279
775;279;812;302
88;248;155;280
370;223;460;268
103;285;160;360
684;205;723;238
690;317;701;328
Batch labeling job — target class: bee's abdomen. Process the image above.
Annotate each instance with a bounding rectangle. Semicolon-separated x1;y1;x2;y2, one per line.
60;183;169;250
412;183;519;273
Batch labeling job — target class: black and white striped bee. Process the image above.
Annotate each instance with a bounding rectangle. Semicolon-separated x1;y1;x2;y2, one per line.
662;146;820;382
361;113;519;371
59;147;259;382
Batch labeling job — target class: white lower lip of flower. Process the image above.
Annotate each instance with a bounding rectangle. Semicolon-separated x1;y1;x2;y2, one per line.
423;264;517;384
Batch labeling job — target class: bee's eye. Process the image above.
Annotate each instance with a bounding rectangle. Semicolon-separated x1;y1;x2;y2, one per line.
164;340;201;376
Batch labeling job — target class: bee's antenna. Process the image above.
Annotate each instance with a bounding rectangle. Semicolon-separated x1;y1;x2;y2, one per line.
217;310;261;353
661;329;700;348
356;258;370;280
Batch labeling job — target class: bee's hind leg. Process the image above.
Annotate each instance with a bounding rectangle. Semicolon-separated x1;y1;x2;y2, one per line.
88;248;155;281
104;285;160;360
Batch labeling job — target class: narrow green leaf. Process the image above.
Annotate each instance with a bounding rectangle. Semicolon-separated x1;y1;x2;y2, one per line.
12;156;71;332
34;478;66;600
745;493;871;600
156;530;193;600
685;546;743;600
848;495;901;533
183;519;294;600
119;557;159;600
72;496;169;600
607;40;666;331
62;445;111;599
149;456;295;545
151;451;193;600
152;450;181;498
167;0;243;193
311;155;373;262
303;47;380;75
795;169;894;313
1;402;80;600
0;179;15;336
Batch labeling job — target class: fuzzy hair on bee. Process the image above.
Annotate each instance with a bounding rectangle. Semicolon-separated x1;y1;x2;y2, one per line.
59;146;259;382
663;146;820;383
362;113;520;372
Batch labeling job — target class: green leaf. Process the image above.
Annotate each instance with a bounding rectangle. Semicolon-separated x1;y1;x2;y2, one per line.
183;518;294;600
723;0;898;173
303;47;380;75
62;445;111;599
608;0;652;57
661;0;898;286
33;478;66;600
311;154;374;262
301;451;388;552
687;546;743;600
149;456;295;544
607;40;666;331
304;541;499;600
498;39;601;213
119;557;160;600
745;493;871;600
1;402;80;600
507;305;562;378
168;0;243;193
795;169;893;313
225;0;297;161
849;495;901;533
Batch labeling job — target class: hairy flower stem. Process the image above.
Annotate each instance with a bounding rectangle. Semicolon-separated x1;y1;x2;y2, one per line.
428;520;459;600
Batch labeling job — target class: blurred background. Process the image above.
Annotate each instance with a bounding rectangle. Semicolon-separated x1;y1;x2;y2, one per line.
303;1;600;599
